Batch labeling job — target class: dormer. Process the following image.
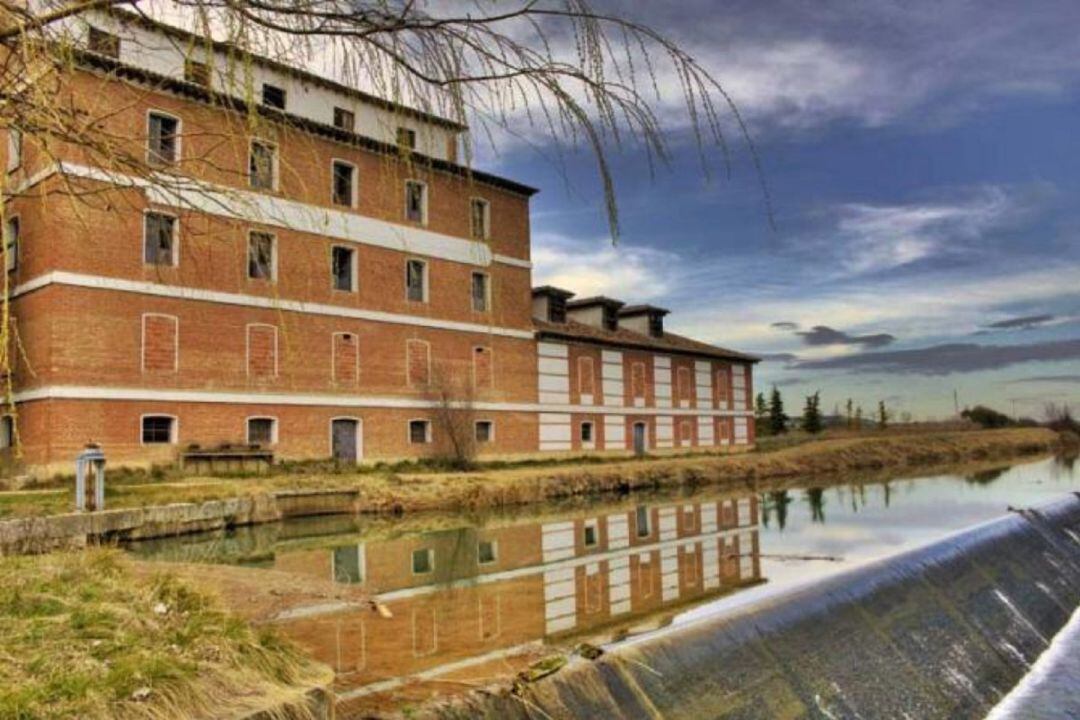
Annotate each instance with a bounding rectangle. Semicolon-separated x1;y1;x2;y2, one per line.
619;304;669;338
532;286;575;323
566;296;625;332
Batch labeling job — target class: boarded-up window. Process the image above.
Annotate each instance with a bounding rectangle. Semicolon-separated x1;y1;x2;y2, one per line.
578;356;595;396
141;314;177;372
478;593;501;641
247;324;277;378
631;362;646;399
679;419;693;447
473;346;493;388
333;333;359;385
677;367;692;404
412;607;437;656
406;339;430;387
716;366;730;408
717;417;731;443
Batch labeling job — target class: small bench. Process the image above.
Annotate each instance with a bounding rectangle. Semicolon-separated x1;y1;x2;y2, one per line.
180;446;274;475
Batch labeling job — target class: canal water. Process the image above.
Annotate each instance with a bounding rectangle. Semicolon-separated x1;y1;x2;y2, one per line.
125;455;1078;716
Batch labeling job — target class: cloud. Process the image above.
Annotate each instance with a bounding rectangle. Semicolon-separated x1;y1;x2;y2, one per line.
792;338;1080;376
1006;374;1080;384
984;314;1055;330
771;321;799;330
759;352;799;363
796;325;896;348
531;233;676;301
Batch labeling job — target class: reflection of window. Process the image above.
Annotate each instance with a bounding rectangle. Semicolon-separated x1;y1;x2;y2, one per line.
683;547;698;586
4;217;18;272
412;548;433;574
332;545;363;584
636;506;650;537
639;555;654;598
584;570;603;614
478;539;497;564
0;415;13;449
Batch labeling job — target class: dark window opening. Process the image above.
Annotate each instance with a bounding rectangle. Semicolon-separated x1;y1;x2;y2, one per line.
470;198;489;239
406;259;426;302
478;540;496;564
581;422;594;443
248;232;274;280
583;524;598;547
142;416;174;444
648;312;664;337
412;548;433;574
405;181;425;223
148;112;179;164
332;161;354;206
471;272;488;312
249;141;276;190
247;418;275;445
143;213;175;266
333;107;355;132
4;217;18;273
262;83;286;110
603;306;618;331
332;246;355;291
88;27;120;58
409;419;430;444
475;420;493;443
549;296;567;323
636;506;650;537
397;127;417;150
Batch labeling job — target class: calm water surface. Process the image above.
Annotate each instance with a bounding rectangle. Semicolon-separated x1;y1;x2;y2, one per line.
126;455;1078;713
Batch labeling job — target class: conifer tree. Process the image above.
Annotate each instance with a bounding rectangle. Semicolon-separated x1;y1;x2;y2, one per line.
877;401;889;430
845;398;854;429
755;392;768;425
802;392;823;434
768;386;789;435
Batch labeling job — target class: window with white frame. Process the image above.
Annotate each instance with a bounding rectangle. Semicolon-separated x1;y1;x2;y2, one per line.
470;272;489;312
332;160;356;207
332;246;356;291
3;216;17;273
248;231;275;280
405;258;427;302
249;140;277;190
470;198;490;240
143;212;176;266
6;128;21;173
475;420;493;443
409;419;431;444
247;417;277;446
147;112;180;164
141;415;175;444
404;180;426;223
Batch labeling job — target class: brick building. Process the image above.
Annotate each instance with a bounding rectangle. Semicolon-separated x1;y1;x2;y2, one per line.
0;11;755;473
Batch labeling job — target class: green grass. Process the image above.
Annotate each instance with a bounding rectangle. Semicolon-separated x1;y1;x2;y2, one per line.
0;550;325;719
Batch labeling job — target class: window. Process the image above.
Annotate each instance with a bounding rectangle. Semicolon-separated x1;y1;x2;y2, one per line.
470;198;490;240
478;539;497;564
141;415;175;444
88;27;120;58
404;180;426;223
6;128;20;173
409;419;431;444
143;212;176;266
470;272;489;312
4;217;17;273
412;548;433;574
249;140;277;190
261;83;286;110
331;246;356;291
396;127;416;150
549;296;567;323
475;420;493;443
333;107;355;132
248;231;275;280
405;259;427;302
184;59;210;87
602;305;618;331
583;521;598;547
636;506;650;537
0;415;13;450
147;112;179;164
331;161;356;207
247;417;276;445
649;312;664;337
580;421;594;444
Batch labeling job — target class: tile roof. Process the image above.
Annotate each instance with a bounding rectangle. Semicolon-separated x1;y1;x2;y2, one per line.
534;318;759;362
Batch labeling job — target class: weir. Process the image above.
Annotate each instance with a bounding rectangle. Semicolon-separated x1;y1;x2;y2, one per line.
431;494;1080;719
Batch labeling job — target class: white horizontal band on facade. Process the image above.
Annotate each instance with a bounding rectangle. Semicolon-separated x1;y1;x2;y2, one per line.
12;385;756;418
15;163;532;270
13;271;535;340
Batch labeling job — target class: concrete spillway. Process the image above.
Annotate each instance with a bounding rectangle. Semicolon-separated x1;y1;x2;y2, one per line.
431;494;1080;719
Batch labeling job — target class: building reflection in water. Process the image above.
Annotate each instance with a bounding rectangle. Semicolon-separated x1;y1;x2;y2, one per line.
261;495;763;704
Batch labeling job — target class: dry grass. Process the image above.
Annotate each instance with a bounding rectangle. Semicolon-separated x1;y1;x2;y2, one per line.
0;428;1062;521
0;549;330;719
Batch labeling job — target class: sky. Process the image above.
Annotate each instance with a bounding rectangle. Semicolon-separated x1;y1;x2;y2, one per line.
474;0;1080;420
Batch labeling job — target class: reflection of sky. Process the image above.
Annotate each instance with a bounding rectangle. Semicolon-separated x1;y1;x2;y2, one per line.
674;456;1077;627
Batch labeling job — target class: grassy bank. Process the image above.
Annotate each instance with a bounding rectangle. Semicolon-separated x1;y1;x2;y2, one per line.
0;427;1062;522
0;549;331;719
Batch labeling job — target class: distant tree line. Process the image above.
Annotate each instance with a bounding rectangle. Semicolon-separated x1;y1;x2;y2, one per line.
754;387;891;436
